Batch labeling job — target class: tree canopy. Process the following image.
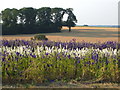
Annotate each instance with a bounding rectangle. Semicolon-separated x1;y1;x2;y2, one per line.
2;7;77;35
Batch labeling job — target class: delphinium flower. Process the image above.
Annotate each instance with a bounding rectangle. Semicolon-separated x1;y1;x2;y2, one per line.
91;50;99;62
30;53;36;58
1;40;120;83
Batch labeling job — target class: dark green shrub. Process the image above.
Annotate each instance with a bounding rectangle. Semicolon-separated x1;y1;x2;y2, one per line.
32;34;48;40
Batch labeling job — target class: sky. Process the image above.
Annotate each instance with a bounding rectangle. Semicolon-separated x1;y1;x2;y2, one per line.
0;0;119;25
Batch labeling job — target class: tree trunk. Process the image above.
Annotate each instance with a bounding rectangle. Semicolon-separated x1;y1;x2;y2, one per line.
69;27;71;32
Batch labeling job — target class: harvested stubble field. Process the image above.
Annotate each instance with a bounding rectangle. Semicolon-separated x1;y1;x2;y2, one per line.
1;26;119;42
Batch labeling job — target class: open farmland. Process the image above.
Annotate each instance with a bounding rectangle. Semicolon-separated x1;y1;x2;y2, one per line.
1;26;119;42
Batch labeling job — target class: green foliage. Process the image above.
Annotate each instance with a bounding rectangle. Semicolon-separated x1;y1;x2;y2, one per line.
2;51;120;84
66;8;77;32
2;8;19;26
2;7;77;35
37;7;51;25
18;7;37;33
32;34;48;40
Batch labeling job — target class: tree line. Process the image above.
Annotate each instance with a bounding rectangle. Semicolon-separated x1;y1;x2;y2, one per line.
1;7;77;35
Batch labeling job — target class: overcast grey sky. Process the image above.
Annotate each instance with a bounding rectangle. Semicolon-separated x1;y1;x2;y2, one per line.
0;0;119;25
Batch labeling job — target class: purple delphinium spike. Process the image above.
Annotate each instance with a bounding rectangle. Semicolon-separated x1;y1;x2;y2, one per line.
91;51;98;62
30;53;36;58
16;52;20;56
2;58;5;62
67;55;71;59
45;53;49;56
77;60;80;63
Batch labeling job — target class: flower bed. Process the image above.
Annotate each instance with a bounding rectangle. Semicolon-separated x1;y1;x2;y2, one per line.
1;39;120;84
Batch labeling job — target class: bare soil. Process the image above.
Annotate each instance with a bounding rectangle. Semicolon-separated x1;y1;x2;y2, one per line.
2;81;120;89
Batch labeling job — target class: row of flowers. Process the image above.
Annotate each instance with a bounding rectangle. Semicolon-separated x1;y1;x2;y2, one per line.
2;39;120;49
1;40;120;83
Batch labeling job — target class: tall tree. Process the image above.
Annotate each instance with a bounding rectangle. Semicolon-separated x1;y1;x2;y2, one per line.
51;8;66;30
36;7;52;32
66;8;77;32
36;7;51;26
2;8;19;34
19;7;36;33
2;8;18;25
2;7;77;34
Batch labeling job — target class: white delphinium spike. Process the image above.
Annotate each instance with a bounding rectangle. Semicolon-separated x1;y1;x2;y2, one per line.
113;49;117;55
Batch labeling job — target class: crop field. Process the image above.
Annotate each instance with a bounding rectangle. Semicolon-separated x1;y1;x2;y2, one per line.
2;26;119;42
1;39;120;85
